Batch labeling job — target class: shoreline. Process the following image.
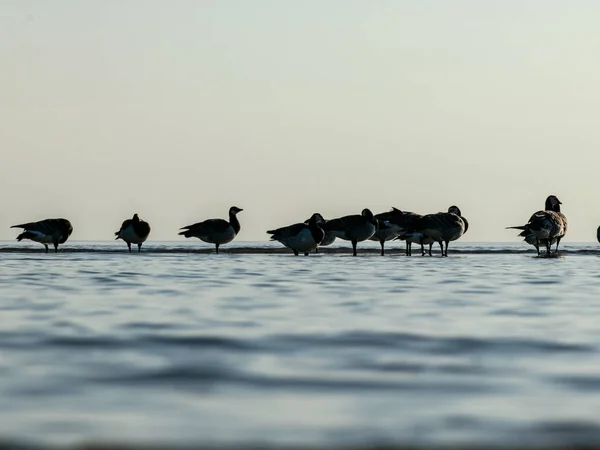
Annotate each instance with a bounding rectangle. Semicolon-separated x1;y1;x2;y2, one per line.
0;247;597;255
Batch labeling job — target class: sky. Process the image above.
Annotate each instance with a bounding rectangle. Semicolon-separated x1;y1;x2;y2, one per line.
2;0;600;242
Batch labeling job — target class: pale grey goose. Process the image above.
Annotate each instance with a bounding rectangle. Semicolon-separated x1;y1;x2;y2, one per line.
115;213;151;252
179;206;242;254
507;195;567;255
321;209;377;256
11;218;73;253
268;213;325;256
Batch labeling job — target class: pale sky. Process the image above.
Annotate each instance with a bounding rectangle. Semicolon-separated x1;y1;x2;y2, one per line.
2;1;600;242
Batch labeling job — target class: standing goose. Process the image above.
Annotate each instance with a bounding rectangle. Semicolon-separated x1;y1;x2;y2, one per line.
321;209;377;256
405;206;468;257
179;206;243;254
304;213;336;252
507;195;567;255
268;213;325;256
115;214;151;252
387;208;435;256
369;211;402;256
11;218;73;253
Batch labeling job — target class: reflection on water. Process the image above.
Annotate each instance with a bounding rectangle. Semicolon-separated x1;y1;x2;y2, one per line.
1;242;600;449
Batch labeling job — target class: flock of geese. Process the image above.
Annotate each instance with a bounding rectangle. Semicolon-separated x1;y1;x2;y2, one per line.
8;195;574;257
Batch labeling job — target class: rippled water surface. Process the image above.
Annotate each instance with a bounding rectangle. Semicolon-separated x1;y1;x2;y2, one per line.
2;241;600;448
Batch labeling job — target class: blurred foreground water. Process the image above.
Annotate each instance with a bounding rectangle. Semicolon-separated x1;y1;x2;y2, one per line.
2;241;600;449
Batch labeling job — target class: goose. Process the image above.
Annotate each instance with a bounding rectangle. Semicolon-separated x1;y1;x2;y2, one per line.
597;226;600;245
267;213;325;256
321;209;377;256
115;213;151;252
304;213;336;252
369;211;403;256
11;218;73;253
507;195;567;255
386;208;433;256
404;206;468;257
179;206;243;254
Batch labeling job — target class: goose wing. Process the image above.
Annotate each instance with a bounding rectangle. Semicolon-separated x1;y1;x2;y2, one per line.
267;223;307;239
322;214;363;232
180;218;230;236
115;218;133;236
134;221;151;239
12;218;72;236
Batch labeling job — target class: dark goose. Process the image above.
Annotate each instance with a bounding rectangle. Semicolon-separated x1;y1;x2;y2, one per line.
268;213;325;256
404;206;468;257
387;208;435;256
507;195;567;255
115;213;151;252
322;209;377;256
11;218;73;253
179;206;243;254
303;213;336;252
368;211;403;256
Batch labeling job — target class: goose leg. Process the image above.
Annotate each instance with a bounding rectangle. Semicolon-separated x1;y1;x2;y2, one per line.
555;237;561;254
428;243;433;256
380;240;385;256
293;249;299;256
53;242;59;253
352;240;357;256
138;243;142;253
438;241;444;256
215;243;220;254
545;240;551;255
304;252;309;256
127;242;132;253
44;244;49;253
444;240;449;257
419;238;425;256
316;247;319;253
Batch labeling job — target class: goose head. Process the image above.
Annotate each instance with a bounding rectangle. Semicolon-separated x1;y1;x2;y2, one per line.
448;205;462;216
229;206;243;215
305;213;326;225
361;208;377;227
544;195;562;212
307;213;324;228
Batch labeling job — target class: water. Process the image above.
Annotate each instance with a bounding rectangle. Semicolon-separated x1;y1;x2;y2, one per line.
2;241;600;449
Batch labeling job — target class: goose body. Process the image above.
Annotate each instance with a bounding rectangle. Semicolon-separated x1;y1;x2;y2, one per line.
11;218;73;253
179;206;242;253
407;206;468;257
507;195;567;255
268;213;325;256
369;211;402;256
322;209;377;256
115;214;151;252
